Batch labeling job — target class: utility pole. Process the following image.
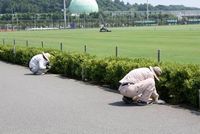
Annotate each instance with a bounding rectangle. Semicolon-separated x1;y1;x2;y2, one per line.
63;0;67;29
147;0;149;21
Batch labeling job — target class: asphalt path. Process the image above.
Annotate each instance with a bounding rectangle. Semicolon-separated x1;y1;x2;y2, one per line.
0;61;200;134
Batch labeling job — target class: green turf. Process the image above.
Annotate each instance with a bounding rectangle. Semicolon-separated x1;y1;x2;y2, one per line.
0;24;200;64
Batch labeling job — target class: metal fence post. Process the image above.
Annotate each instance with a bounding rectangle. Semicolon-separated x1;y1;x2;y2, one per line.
41;41;44;48
157;49;160;62
26;40;28;47
115;46;118;57
60;43;63;51
13;40;16;56
13;39;15;46
84;45;87;53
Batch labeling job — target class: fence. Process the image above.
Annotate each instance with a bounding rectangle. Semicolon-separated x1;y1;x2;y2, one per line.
1;38;162;63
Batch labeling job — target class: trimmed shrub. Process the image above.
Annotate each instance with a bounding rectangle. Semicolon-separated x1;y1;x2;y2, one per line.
0;45;200;108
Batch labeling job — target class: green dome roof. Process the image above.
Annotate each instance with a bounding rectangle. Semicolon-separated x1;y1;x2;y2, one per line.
69;0;99;14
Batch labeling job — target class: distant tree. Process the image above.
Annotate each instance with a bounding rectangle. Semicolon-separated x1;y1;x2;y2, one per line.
0;0;199;14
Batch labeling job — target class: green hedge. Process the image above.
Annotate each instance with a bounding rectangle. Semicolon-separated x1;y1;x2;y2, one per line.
0;45;200;108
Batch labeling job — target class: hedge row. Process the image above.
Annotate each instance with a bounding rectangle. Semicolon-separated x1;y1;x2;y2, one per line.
0;45;200;108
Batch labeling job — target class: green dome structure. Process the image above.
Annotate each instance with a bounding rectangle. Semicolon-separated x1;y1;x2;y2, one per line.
69;0;99;14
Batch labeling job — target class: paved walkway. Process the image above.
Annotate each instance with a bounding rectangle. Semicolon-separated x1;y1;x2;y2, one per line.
0;61;200;134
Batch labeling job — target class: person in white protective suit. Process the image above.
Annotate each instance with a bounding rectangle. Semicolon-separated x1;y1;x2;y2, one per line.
29;52;51;75
118;66;162;106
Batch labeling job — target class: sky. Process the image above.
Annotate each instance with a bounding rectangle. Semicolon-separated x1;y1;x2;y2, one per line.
122;0;200;8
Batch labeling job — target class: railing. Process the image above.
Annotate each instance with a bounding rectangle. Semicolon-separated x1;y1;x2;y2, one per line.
1;38;162;63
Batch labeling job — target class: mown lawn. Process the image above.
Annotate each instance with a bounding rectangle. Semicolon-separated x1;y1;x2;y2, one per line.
0;24;200;64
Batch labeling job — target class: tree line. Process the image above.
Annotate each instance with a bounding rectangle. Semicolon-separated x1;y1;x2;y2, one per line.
0;0;199;14
0;0;199;30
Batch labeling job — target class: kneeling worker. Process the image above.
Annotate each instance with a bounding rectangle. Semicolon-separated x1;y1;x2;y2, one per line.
118;66;162;105
29;52;51;75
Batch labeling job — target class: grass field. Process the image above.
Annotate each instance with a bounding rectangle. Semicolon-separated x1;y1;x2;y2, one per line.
0;24;200;64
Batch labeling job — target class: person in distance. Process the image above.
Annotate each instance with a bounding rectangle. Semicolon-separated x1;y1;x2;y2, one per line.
29;52;51;75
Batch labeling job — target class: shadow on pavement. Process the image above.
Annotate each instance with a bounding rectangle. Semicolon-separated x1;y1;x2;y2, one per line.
24;73;34;75
56;75;119;93
24;73;53;76
53;74;200;114
109;101;141;107
170;105;200;116
55;75;69;79
190;110;200;116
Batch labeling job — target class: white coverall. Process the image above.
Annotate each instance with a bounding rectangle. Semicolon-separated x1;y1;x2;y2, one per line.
118;67;159;103
29;54;49;75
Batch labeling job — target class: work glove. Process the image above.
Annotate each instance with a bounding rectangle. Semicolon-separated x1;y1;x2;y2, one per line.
46;62;51;69
46;65;51;69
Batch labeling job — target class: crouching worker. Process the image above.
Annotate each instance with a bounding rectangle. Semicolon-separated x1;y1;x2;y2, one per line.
29;52;51;75
118;66;162;106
